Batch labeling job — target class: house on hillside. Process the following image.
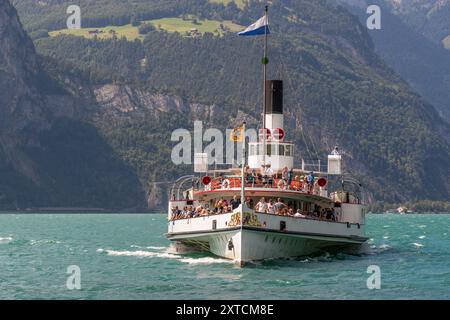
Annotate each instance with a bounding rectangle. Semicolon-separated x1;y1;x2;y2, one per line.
88;29;105;36
189;28;200;37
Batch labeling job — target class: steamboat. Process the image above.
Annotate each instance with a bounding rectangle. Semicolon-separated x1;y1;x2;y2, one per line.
166;7;368;266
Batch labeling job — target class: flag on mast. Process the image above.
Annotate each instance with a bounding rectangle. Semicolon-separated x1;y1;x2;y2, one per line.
238;15;270;36
230;125;245;142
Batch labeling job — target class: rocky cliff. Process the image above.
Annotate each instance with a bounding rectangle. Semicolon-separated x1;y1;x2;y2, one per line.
0;0;144;210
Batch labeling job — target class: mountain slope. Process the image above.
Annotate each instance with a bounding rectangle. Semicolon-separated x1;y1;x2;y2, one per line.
0;0;49;136
334;0;450;121
2;0;450;209
384;0;450;47
0;0;144;210
31;0;450;204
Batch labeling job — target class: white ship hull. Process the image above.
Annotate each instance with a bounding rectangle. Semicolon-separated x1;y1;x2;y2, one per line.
167;206;367;266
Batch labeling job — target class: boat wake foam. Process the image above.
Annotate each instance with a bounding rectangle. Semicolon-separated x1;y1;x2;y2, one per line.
103;249;180;259
0;236;13;244
30;239;62;246
178;257;233;265
130;245;167;250
97;246;233;265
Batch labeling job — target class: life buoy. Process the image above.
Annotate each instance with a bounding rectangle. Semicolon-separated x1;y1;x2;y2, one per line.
277;179;287;190
317;177;327;187
202;176;212;185
222;179;231;189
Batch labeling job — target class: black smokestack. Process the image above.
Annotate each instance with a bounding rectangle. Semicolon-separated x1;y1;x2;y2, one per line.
265;80;283;114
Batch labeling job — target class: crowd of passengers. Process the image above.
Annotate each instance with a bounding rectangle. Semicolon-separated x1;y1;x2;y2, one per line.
221;165;318;193
170;195;338;222
170;195;241;220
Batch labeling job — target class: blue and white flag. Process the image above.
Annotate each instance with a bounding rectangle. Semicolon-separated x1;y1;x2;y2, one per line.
238;15;270;36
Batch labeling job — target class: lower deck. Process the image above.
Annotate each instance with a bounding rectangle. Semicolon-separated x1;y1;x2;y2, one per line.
167;209;366;240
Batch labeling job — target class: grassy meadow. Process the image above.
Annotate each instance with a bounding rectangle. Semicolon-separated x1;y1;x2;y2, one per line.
49;17;244;41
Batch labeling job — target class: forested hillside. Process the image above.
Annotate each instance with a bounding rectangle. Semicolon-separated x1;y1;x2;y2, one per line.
335;0;450;121
2;0;449;210
383;0;450;48
0;0;145;210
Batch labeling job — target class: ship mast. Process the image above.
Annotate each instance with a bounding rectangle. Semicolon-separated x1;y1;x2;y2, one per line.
262;5;269;166
241;122;246;205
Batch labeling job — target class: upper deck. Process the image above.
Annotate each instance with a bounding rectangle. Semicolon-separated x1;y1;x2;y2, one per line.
195;175;332;204
171;167;363;207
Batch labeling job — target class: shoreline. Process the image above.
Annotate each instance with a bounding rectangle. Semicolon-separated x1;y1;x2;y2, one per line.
0;210;162;214
0;211;448;215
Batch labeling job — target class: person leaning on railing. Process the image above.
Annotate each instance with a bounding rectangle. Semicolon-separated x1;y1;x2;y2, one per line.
230;195;241;210
294;209;306;218
292;176;302;191
279;167;293;190
288;168;294;188
170;207;176;220
262;164;274;188
255;197;268;213
307;172;315;193
268;199;275;214
188;206;195;218
274;198;286;215
245;197;254;209
246;170;256;186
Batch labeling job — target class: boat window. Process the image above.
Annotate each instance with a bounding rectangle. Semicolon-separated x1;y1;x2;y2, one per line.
250;145;256;156
256;144;275;156
258;144;264;156
304;202;310;212
212;220;217;230
279;145;285;156
271;144;278;156
285;145;292;156
280;221;286;231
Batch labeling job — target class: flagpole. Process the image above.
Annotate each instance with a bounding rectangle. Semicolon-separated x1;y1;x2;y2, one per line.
241;122;246;206
262;5;269;167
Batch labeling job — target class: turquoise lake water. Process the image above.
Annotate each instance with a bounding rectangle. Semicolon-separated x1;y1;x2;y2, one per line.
0;213;449;300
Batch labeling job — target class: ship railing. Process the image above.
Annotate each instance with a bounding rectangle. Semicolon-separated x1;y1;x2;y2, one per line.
169;207;233;221
329;191;362;205
331;176;365;205
253;210;341;223
169;175;200;201
204;175;326;197
301;159;328;173
168;207;341;223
